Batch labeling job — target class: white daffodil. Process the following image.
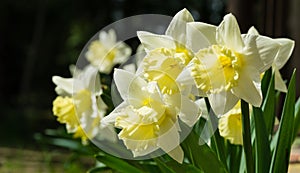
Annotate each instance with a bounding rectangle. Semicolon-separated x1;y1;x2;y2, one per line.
181;14;280;115
102;69;200;163
86;29;132;74
137;9;200;98
247;27;295;92
137;8;195;67
52;65;116;144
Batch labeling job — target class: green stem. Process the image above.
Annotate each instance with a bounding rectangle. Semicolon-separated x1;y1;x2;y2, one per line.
241;100;254;173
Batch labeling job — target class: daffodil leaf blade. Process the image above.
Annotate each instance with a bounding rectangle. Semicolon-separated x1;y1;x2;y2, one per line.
166;161;204;173
87;167;111;173
182;131;228;173
95;153;143;173
270;69;296;173
253;107;271;173
262;71;276;135
293;97;300;141
153;158;176;173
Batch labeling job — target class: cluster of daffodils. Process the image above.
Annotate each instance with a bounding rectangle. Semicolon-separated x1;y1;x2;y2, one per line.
52;8;294;163
52;30;131;144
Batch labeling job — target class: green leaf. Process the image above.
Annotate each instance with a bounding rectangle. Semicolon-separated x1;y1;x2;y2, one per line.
241;100;254;173
253;107;271;173
182;130;228;173
154;158;176;173
87;167;111;173
227;143;242;173
293;97;300;141
262;72;276;135
95;153;143;173
261;68;272;98
270;69;296;173
166;161;204;173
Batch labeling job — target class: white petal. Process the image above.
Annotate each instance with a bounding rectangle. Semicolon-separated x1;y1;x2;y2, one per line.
274;38;295;69
253;35;280;72
186;22;217;52
176;66;195;85
137;31;176;52
274;68;288;92
99;29;116;48
179;96;201;127
217;13;244;51
114;42;132;64
157;119;181;155
113;69;147;101
52;76;74;94
166;8;194;45
101;102;128;125
208;91;239;116
232;73;262;107
167;146;184;163
76;65;101;95
247;26;259;35
243;34;280;73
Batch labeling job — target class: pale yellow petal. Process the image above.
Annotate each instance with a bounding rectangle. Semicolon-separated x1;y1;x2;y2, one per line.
274;38;295;69
137;31;176;52
186;22;217;52
217;13;244;51
165;8;194;44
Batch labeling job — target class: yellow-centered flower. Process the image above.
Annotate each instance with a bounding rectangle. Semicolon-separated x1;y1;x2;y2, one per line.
86;29;131;74
181;14;280;115
52;65;116;144
102;69;201;163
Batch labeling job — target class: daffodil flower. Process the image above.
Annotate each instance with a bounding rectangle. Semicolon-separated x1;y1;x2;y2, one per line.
137;8;195;67
181;14;280;115
52;65;116;144
136;9;200;97
86;29;132;74
218;101;245;145
247;27;295;92
102;69;201;163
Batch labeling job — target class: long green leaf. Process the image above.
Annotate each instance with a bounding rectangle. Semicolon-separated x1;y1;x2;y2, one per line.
262;72;276;135
293;97;300;141
270;69;296;173
154;158;176;173
253;107;271;173
95;153;143;173
241;100;254;173
182;131;228;173
166;161;203;173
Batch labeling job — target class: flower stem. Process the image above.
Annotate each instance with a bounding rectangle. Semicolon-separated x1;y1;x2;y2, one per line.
241;100;254;173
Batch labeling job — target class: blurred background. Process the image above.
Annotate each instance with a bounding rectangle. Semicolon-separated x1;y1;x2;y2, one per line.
0;0;299;172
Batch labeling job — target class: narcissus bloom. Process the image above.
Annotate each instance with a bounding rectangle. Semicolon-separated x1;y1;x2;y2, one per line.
183;14;280;115
218;101;244;145
86;29;132;74
137;8;195;67
247;27;295;92
102;69;201;163
52;65;116;144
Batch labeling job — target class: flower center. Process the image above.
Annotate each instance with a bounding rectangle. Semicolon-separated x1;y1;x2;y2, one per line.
190;45;243;93
142;48;184;95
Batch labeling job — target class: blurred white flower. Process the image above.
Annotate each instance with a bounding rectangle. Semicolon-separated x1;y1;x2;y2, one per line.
52;65;116;144
86;29;131;74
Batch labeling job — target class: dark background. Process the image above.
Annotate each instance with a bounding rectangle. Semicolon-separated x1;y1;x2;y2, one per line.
0;0;298;147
